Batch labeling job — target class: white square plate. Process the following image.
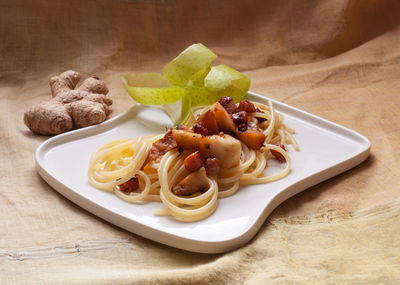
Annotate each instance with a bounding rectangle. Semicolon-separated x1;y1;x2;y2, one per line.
35;92;370;253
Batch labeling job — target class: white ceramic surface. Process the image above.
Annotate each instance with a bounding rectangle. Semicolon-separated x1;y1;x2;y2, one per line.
35;92;371;253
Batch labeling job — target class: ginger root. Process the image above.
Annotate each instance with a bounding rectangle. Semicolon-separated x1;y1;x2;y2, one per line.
24;70;112;135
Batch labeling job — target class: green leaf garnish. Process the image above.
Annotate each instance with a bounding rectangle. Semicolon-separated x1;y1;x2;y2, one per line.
205;64;251;102
123;43;250;125
163;43;217;87
121;73;185;105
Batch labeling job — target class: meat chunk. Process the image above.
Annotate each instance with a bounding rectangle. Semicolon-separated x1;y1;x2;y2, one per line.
118;176;139;193
237;99;257;113
231;111;247;125
199;134;241;168
172;167;209;196
172;129;202;150
205;157;220;176
184;151;203;172
255;108;267;123
147;129;177;162
271;144;286;162
192;123;209;136
237;123;247;132
218;96;237;114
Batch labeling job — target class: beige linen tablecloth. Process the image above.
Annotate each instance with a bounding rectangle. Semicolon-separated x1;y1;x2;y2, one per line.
1;0;400;283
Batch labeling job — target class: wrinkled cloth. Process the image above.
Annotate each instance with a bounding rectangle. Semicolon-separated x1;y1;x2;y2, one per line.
1;0;400;283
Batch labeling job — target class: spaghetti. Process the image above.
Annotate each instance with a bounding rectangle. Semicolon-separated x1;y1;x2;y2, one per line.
88;98;298;222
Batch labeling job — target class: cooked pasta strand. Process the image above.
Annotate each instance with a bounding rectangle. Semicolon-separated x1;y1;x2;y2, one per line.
88;100;298;222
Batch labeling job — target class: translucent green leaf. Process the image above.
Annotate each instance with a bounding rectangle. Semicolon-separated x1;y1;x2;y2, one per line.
204;64;250;102
161;92;192;126
163;43;217;87
122;73;185;105
188;65;211;87
184;65;220;106
179;92;192;125
122;44;251;125
185;85;219;106
204;64;250;92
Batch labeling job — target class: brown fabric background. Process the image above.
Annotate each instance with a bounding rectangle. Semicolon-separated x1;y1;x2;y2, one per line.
1;0;400;283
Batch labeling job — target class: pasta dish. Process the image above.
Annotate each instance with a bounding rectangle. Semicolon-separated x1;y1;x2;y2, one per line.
88;96;298;222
